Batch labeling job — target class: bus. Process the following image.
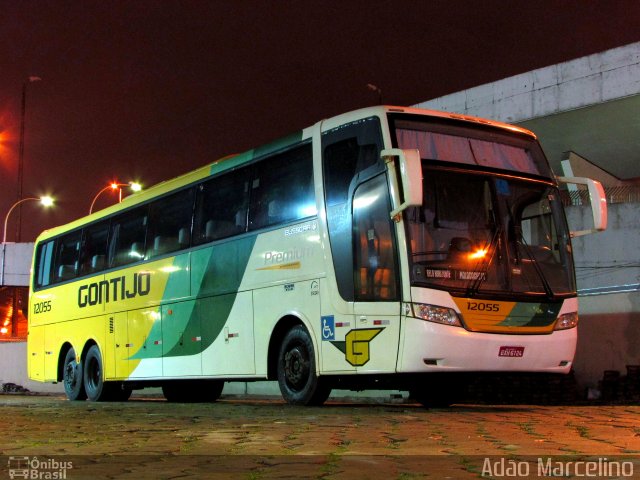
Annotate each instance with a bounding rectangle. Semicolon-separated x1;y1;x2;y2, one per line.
28;106;607;406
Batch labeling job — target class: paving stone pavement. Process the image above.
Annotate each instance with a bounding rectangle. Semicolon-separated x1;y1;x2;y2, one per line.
1;394;639;479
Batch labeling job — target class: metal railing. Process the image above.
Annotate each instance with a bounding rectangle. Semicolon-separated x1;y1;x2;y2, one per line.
561;185;640;206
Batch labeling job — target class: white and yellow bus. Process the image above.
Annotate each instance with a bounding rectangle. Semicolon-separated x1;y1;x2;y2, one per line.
28;106;606;406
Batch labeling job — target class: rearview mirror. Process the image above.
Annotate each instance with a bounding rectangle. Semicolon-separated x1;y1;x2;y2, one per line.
381;148;423;219
557;176;607;237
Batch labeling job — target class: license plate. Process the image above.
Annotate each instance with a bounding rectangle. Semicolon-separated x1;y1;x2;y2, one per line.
499;346;525;357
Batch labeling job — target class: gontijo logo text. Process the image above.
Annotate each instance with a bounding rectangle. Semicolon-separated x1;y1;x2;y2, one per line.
78;272;151;308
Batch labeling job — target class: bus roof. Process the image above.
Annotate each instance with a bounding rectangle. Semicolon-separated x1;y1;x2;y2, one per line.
321;105;536;139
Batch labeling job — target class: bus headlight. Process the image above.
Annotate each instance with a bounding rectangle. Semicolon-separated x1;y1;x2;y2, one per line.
412;303;462;327
554;312;578;330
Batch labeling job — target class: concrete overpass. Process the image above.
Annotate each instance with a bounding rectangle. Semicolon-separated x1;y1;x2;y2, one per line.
415;41;640;182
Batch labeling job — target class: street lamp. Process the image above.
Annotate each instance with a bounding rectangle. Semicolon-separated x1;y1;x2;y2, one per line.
3;196;54;244
89;181;142;214
1;196;53;287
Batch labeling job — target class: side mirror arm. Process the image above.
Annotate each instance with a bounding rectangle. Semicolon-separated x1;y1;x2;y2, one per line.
381;148;423;220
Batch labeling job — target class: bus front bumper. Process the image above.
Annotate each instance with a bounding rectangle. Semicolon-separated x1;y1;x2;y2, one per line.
397;316;577;374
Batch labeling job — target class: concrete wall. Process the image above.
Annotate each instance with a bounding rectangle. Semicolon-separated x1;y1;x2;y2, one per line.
0;342;62;393
568;203;640;293
1;242;34;287
567;202;640;389
415;41;640;123
574;295;640;389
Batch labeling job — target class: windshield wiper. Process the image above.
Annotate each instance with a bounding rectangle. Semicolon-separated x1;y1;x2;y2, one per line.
516;233;554;299
502;191;555;299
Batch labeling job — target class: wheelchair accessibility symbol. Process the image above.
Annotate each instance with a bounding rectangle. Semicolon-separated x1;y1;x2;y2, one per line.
321;315;335;341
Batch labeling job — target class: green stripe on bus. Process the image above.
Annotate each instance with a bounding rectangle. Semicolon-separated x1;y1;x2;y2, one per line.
497;302;561;327
130;236;257;360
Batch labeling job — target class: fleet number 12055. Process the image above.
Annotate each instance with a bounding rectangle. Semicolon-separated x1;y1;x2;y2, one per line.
466;301;500;312
33;300;52;314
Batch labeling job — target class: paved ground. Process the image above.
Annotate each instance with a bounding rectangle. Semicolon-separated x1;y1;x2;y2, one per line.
0;394;639;479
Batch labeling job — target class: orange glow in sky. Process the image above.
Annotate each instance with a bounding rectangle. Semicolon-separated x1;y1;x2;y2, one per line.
0;108;17;172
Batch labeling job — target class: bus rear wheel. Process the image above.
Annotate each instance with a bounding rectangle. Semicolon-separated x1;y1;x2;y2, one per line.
277;325;331;406
83;345;131;401
62;348;87;401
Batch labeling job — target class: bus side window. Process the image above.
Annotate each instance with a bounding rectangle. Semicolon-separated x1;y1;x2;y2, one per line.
193;168;250;245
79;220;110;275
109;206;148;267
34;240;55;288
324;139;378;207
248;143;314;231
53;231;82;282
146;188;195;259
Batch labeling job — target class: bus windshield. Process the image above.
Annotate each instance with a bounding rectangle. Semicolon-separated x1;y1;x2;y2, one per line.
405;168;576;299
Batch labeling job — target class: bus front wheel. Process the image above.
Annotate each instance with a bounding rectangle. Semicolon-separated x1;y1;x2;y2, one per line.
62;348;87;401
277;325;331;406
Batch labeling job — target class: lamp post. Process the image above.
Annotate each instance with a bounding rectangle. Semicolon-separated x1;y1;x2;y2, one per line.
16;76;42;242
3;196;54;244
89;181;142;214
1;196;54;286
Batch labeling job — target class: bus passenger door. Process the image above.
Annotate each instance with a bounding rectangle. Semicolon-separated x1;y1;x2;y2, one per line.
351;174;402;372
320;116;400;373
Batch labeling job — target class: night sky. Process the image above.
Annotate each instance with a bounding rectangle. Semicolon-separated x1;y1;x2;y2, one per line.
1;0;639;241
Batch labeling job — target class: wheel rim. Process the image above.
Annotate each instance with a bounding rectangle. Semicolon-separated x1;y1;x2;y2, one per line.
283;344;310;391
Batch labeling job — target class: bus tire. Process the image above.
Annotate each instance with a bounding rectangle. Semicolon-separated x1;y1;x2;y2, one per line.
277;325;331;406
162;380;224;403
63;348;87;401
83;345;111;402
